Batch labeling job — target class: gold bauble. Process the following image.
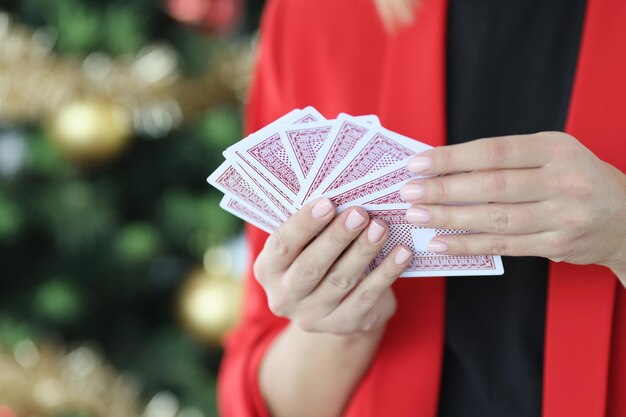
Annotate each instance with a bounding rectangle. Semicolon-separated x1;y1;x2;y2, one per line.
46;99;134;166
177;267;242;346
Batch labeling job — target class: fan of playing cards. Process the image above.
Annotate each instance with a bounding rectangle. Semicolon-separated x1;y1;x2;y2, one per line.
208;106;504;277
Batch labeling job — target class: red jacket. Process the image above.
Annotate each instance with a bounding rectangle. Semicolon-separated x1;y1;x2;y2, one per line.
218;0;626;416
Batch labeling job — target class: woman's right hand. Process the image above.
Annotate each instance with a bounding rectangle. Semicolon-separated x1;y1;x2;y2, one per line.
253;198;413;335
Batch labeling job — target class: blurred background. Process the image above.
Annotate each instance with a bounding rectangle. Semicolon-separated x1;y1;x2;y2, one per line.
0;0;266;415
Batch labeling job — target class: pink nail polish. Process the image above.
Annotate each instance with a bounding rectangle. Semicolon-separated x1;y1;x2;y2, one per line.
394;247;412;264
400;184;425;201
427;241;448;253
406;206;431;223
367;221;385;243
345;210;366;230
408;156;431;173
311;198;334;218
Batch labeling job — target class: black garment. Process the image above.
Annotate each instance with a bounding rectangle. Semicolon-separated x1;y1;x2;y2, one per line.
438;1;585;417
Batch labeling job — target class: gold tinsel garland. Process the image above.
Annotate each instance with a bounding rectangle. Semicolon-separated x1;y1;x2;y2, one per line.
0;341;144;416
0;11;253;139
0;340;208;417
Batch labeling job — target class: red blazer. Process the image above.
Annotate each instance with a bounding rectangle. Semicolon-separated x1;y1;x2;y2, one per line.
218;0;626;416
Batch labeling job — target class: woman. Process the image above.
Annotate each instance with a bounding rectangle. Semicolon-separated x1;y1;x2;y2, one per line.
218;0;626;416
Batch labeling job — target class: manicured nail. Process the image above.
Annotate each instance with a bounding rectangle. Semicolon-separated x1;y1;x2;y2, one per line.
406;206;431;224
345;210;366;230
408;156;431;173
427;241;448;253
394;247;412;264
311;198;334;218
367;221;385;243
400;184;425;201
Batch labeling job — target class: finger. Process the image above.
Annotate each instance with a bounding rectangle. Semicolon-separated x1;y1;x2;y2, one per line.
405;202;555;234
256;197;335;276
303;219;390;314
400;168;552;204
283;207;370;300
425;232;558;258
407;134;552;175
327;245;411;332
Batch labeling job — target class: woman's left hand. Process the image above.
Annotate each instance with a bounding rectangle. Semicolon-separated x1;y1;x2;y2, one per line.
400;132;626;279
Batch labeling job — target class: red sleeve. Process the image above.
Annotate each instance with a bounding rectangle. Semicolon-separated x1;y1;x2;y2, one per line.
217;1;293;415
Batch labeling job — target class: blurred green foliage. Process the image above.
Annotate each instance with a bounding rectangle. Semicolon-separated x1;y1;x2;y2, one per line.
32;279;85;324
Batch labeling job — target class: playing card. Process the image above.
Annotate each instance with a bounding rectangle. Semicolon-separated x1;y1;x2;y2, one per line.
224;107;325;208
362;204;504;277
230;162;295;219
279;120;335;187
222;107;306;163
207;161;284;224
356;187;403;205
297;114;373;206
338;113;381;125
325;159;415;210
346;178;407;207
346;172;456;208
280;115;381;188
219;195;277;234
309;122;431;202
295;106;325;123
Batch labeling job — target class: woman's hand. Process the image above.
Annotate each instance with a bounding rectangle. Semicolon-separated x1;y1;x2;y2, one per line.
400;132;626;280
256;201;411;417
254;198;412;335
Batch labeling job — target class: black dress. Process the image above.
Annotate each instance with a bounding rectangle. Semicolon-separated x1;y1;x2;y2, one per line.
438;0;586;416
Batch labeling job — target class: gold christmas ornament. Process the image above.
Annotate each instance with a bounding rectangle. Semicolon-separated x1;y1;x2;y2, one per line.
177;267;242;346
46;99;134;166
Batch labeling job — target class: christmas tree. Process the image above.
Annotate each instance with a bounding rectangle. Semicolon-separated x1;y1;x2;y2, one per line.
0;0;264;415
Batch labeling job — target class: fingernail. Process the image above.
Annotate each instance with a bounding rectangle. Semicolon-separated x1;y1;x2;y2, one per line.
394;247;412;264
400;184;425;201
408;156;431;173
345;210;366;230
427;241;448;253
406;206;431;224
311;198;334;218
367;221;385;243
